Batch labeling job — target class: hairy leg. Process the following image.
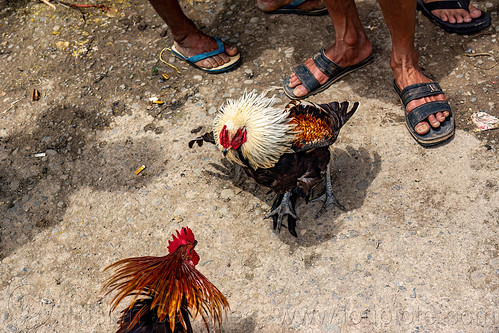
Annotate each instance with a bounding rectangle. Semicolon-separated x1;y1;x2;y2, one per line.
378;0;450;135
287;0;372;98
423;0;482;24
148;0;238;69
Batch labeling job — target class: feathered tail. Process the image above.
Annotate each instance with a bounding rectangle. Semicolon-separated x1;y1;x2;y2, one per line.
115;298;192;333
320;101;359;130
102;254;229;333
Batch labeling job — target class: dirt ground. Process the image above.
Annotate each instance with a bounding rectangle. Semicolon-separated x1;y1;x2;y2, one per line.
0;0;498;332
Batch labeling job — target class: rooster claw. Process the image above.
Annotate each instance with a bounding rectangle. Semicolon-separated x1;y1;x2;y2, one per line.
312;164;345;218
265;192;298;236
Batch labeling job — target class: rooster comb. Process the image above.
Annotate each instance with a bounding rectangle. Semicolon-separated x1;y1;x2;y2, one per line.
167;227;196;253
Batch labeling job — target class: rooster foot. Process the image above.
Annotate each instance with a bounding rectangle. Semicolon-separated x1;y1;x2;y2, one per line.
265;191;298;237
311;164;345;218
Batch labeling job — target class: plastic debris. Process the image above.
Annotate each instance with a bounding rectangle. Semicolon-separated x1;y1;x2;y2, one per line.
135;165;146;175
149;97;164;105
34;152;46;157
471;111;499;132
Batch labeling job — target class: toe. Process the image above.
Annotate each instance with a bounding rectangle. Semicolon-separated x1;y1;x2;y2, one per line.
224;45;238;57
415;122;430;135
292;85;307;98
216;53;230;65
435;111;446;123
470;7;482;19
427;114;441;128
216;53;228;65
289;74;299;88
198;58;215;69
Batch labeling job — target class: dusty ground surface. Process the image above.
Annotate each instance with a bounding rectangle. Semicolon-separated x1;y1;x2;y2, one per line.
0;0;498;332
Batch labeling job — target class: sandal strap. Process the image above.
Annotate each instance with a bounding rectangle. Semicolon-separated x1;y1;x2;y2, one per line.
312;49;343;78
186;37;224;63
281;0;307;8
423;0;470;12
293;63;321;93
399;81;444;108
407;101;451;126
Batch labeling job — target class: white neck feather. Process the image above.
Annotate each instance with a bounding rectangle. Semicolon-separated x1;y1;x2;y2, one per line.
213;91;296;169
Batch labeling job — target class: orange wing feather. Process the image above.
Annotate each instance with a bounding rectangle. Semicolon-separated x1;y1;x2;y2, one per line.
290;114;333;148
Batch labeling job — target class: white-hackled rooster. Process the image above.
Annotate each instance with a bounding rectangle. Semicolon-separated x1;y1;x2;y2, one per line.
192;92;359;237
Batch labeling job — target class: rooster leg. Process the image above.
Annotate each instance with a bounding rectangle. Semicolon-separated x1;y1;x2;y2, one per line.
265;191;297;235
312;163;345;218
286;194;298;237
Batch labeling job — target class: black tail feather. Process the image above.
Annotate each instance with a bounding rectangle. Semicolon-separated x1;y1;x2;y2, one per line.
117;298;192;333
319;101;359;129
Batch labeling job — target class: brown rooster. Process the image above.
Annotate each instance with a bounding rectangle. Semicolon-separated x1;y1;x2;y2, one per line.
102;227;229;333
192;92;358;237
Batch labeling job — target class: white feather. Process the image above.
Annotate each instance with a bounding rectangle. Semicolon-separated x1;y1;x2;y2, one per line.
213;91;296;169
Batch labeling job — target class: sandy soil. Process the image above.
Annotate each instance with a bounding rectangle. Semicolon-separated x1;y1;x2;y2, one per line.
0;0;498;332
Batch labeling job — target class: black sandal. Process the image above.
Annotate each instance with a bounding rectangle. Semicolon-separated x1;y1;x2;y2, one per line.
417;0;491;34
283;50;373;100
394;80;455;147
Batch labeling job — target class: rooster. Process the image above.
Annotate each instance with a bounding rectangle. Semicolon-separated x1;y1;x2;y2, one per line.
192;92;358;237
102;227;229;333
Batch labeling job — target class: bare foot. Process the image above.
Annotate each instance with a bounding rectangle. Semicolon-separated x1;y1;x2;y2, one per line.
287;37;372;98
393;66;450;135
257;0;325;12
423;0;482;24
174;33;238;70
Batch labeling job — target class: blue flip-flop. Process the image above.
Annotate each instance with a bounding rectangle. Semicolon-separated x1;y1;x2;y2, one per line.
265;0;328;16
171;37;241;74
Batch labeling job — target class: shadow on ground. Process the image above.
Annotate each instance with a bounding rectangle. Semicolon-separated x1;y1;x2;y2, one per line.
0;103;165;259
202;146;381;247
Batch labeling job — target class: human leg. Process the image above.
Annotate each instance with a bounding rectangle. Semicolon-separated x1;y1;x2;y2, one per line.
284;0;373;98
148;0;239;71
378;0;453;143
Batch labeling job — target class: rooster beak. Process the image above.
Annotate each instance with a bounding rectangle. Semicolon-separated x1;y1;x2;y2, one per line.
222;148;228;156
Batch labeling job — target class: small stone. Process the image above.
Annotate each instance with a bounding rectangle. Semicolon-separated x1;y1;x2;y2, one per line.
6;324;18;332
220;189;235;200
208;107;217;115
244;79;253;84
193;75;202;81
249;17;259;23
356;180;368;190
